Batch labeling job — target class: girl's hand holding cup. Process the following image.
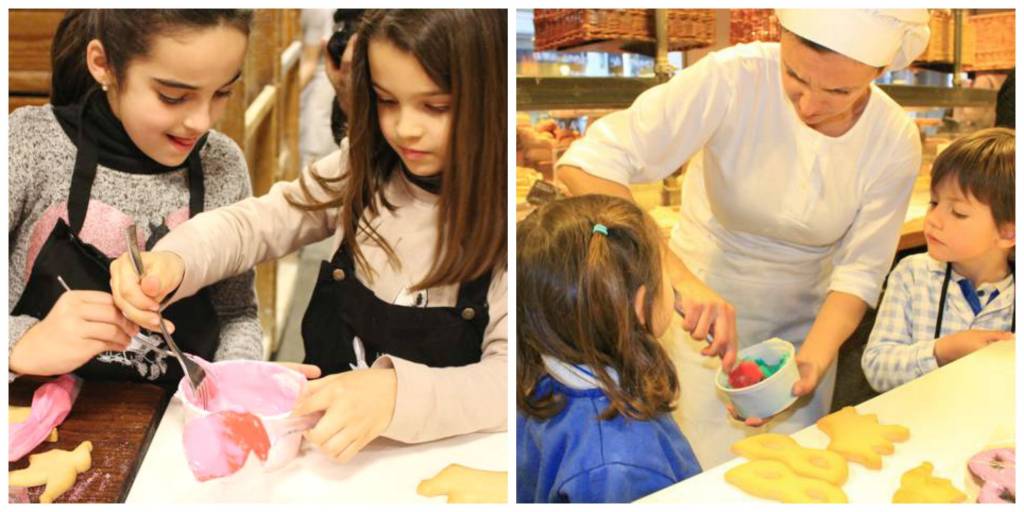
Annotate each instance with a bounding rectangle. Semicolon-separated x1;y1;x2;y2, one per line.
292;368;398;463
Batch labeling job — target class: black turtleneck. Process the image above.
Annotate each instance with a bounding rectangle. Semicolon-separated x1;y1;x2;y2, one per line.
399;163;442;195
52;90;208;175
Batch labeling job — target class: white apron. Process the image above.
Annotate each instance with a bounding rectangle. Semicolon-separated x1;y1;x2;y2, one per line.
664;158;839;469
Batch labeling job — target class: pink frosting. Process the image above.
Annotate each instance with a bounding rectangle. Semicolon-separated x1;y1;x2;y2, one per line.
978;481;1015;504
9;374;82;461
182;411;270;481
179;360;306;481
969;447;1015;503
181;359;303;416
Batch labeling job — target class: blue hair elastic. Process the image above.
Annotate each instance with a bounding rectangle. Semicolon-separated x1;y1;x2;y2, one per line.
592;223;609;236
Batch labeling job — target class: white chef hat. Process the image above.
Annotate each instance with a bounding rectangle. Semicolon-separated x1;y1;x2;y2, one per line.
776;9;931;71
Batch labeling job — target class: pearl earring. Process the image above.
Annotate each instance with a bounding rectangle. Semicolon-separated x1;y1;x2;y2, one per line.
101;83;108;91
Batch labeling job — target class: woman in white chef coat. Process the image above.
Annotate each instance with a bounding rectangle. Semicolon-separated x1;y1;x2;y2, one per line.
556;9;930;467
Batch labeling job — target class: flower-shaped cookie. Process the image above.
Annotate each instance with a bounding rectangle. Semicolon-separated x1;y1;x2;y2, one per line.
815;406;909;469
725;459;847;503
732;433;848;485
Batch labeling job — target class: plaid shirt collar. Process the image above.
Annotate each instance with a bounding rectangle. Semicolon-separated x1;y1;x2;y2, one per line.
926;255;1015;314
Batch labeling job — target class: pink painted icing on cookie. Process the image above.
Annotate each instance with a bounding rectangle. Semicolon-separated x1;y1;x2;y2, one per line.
969;448;1015;503
978;481;1015;504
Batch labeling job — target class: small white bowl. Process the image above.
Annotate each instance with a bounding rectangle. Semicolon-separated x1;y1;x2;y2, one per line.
714;338;800;420
176;360;316;471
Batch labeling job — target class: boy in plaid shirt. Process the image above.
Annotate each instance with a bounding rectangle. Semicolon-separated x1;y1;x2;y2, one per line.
862;128;1015;393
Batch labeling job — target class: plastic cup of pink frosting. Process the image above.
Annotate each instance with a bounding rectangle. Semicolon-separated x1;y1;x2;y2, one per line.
714;337;800;420
176;359;315;472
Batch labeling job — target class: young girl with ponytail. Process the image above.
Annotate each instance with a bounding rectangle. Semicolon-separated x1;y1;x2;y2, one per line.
517;195;702;503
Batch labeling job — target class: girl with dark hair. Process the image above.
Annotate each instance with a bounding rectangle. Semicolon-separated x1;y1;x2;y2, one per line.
516;195;701;503
110;9;508;462
9;10;263;384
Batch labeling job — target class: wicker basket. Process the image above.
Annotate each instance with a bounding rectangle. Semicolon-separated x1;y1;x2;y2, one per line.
917;10;976;67
532;9;715;55
729;9;781;45
968;12;1014;71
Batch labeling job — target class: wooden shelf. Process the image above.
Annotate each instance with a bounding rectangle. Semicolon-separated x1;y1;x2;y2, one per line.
518;77;998;111
8;9;64;96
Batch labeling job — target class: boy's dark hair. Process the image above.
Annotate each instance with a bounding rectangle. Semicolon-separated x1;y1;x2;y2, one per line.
517;195;679;421
51;9;254;107
288;9;508;290
931;127;1016;227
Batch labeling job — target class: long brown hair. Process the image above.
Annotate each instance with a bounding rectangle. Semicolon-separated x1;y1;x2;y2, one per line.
931;127;1015;227
517;195;679;421
50;9;253;106
288;9;507;289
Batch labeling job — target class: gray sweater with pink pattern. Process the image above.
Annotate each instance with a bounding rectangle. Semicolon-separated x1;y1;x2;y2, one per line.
8;105;263;380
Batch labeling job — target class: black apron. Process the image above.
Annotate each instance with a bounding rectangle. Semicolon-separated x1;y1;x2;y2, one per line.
934;262;1015;337
11;94;220;387
301;241;492;375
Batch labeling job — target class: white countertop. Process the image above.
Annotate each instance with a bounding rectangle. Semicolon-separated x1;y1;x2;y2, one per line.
640;340;1015;503
126;399;508;503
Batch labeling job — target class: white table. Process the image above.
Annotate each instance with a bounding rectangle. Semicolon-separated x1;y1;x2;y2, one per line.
640;340;1015;503
126;399;507;503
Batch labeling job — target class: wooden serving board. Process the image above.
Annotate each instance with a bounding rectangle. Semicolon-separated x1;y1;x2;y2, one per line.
9;377;170;503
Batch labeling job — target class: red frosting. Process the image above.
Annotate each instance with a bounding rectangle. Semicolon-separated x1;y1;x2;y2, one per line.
728;361;765;389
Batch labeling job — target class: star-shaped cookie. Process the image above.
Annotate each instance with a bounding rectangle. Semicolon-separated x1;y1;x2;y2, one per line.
815;406;909;469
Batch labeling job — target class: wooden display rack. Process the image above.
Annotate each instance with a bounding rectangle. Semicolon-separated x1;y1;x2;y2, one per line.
916;9;976;68
967;11;1014;71
533;9;715;57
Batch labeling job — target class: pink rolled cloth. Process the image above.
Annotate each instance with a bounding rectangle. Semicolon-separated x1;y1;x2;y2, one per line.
9;374;82;461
